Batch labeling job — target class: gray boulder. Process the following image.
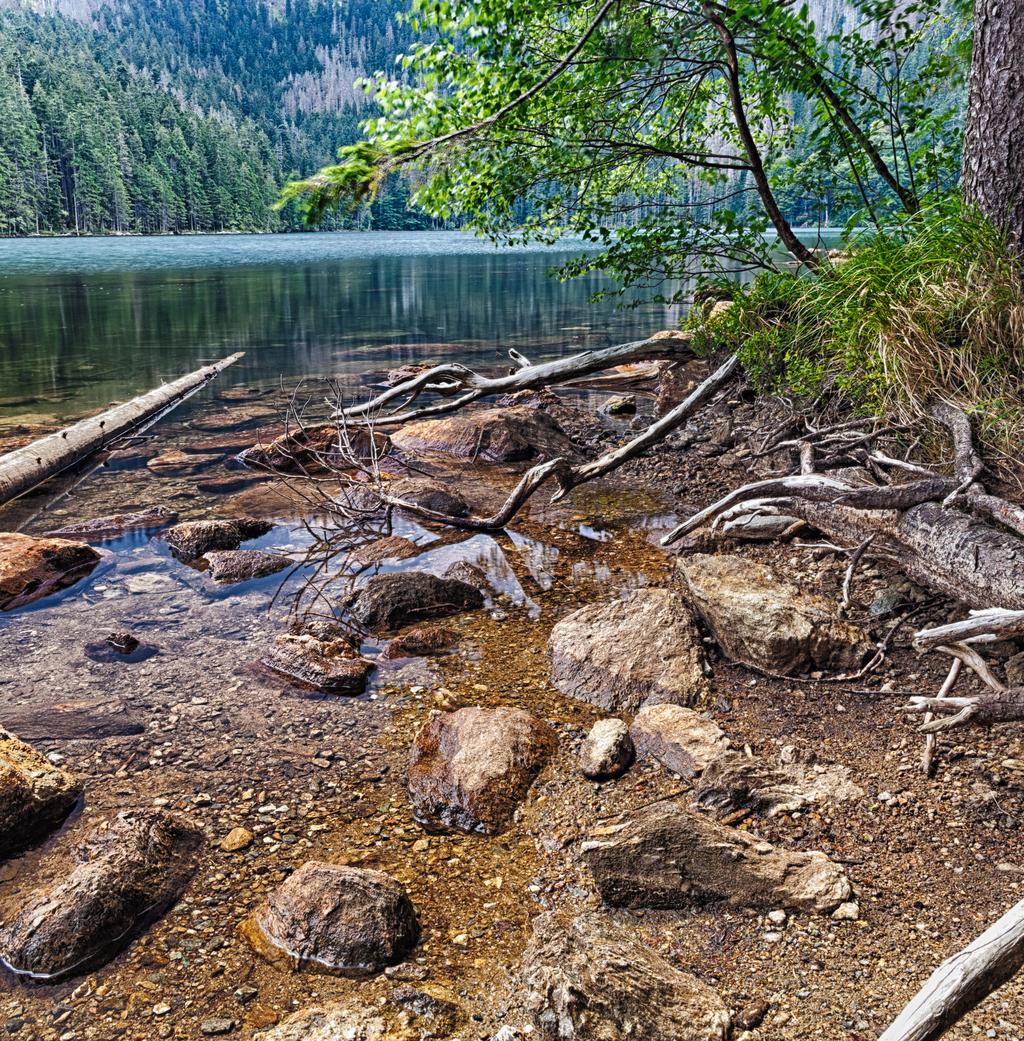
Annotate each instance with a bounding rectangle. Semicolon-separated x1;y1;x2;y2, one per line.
520;912;731;1041
548;589;707;713
204;549;290;583
242;862;419;976
630;704;730;778
260;623;374;695
162;517;272;560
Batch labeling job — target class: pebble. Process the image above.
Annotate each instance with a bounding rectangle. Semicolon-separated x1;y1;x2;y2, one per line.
832;901;860;921
221;827;254;852
200;1019;235;1036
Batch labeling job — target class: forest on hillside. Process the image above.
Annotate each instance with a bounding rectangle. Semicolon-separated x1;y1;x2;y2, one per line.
0;0;434;235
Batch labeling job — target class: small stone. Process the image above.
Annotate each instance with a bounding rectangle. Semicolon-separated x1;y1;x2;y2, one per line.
736;1001;769;1030
832;901;860;921
200;1019;235;1036
221;827;254;853
152;1004;171;1016
233;987;258;1005
767;910;787;925
579;719;634;781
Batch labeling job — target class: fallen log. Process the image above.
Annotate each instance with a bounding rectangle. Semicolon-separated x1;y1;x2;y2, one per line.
880;896;1024;1041
0;352;245;508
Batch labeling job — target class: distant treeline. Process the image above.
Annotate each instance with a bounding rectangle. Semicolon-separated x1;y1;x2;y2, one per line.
0;1;436;236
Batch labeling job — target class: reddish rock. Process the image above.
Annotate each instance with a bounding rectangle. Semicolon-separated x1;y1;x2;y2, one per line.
0;532;101;610
389;405;576;463
408;707;556;834
242;862;419;976
260;623;374;695
0;726;81;858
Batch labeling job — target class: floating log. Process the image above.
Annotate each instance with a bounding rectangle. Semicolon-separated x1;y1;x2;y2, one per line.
0;353;244;508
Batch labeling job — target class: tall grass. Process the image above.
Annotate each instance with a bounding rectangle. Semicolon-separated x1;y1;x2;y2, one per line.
702;202;1024;470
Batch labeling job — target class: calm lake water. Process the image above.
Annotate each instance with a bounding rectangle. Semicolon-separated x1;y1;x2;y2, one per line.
0;231;678;420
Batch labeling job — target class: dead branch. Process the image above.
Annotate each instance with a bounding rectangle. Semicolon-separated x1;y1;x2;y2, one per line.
914;609;1024;649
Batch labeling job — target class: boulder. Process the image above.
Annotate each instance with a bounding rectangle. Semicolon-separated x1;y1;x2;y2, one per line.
345;572;483;633
679;554;872;675
579;719;634;781
408;707;556;834
242;861;419;976
548;589;707;712
350;535;423;567
45;506;177;541
0;533;101;611
389;405;576;463
693;746;863;818
0;726;81;859
630;704;730;778
240;424;390;475
203;549;290;583
260;623;374;695
383;478;471;518
0;810;202;981
385;625;458;659
599;394;637;416
520;912;731;1041
161;517;272;560
582;800;851;913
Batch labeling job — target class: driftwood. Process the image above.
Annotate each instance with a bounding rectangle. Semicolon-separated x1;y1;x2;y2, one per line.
0;352;244;508
881;896;1024;1041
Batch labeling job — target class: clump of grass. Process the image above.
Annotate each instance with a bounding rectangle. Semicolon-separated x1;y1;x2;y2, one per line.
700;201;1024;473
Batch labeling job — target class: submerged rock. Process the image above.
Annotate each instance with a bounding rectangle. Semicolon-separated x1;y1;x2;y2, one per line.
520;911;731;1041
0;810;202;981
45;506;177;541
203;548;290;583
161;517;272;560
0;532;101;611
599;394;637;416
240;424;390;475
350;535;423;567
146;449;222;475
548;588;707;712
384;624;458;659
582;800;851;913
260;623;374;695
0;726;82;859
242;862;419;976
1;700;143;743
408;707;556;834
579;719;634;781
389;405;576;463
630;704;731;778
383;478;471;518
345;571;483;632
679;553;872;675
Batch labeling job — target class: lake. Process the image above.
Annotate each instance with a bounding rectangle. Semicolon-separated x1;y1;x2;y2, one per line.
0;231;678;422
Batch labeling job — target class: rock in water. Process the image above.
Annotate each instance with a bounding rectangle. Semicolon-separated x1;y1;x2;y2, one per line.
383;478;471;518
579;719;634;780
161;517;272;561
45;506;177;541
548;589;707;712
630;704;731;778
679;553;872;675
0;810;202;980
520;912;731;1041
240;424;389;475
350;535;423;567
0;533;101;610
389;405;577;463
582;800;851;913
408;707;556;834
345;572;483;632
384;624;458;659
1;700;143;742
0;726;81;858
242;862;419;976
599;394;637;416
260;624;375;695
203;549;290;583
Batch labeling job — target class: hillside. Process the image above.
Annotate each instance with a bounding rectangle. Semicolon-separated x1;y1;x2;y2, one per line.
0;0;428;235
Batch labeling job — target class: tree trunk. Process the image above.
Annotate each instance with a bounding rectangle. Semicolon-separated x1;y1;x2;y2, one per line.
962;0;1024;246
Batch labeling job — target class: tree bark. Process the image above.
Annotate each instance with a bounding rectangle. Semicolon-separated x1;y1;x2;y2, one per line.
962;0;1024;246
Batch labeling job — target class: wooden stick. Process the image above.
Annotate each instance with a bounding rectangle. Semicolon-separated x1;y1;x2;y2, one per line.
0;352;244;508
921;657;961;774
880;896;1024;1041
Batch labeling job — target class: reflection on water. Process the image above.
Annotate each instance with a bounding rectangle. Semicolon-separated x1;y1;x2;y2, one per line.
0;231;679;421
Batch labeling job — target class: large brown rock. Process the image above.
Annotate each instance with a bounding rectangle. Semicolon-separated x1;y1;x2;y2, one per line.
520;912;731;1041
0;726;81;859
242;862;419;976
45;506;177;541
161;517;272;560
260;623;374;695
0;533;101;610
383;478;471;518
0;810;202;981
390;405;576;463
408;707;556;834
344;571;483;633
582;800;851;913
548;589;707;712
630;704;731;778
679;554;872;675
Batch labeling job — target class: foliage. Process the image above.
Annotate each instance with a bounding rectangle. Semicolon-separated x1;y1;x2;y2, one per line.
702;202;1024;461
285;0;968;294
